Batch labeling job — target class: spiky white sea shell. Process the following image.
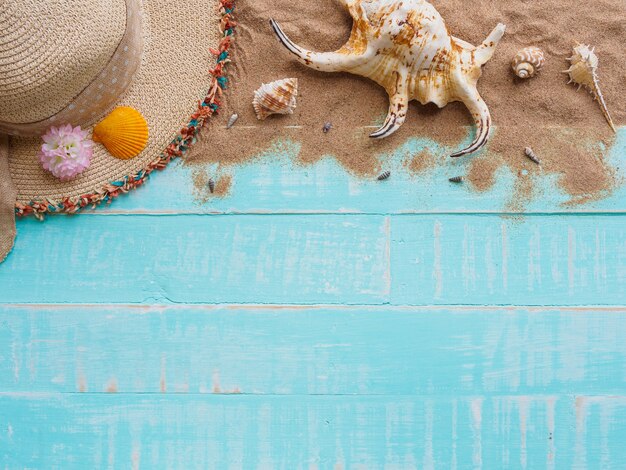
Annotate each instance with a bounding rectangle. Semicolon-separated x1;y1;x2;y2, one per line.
511;47;545;79
565;44;599;89
270;0;506;157
252;78;298;120
564;44;616;133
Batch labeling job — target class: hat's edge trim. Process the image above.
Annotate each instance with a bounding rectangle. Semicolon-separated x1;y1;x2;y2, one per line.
15;0;236;220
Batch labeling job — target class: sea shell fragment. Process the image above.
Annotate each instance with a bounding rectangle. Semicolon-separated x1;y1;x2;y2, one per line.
564;44;616;133
524;147;540;164
271;0;506;157
226;113;239;129
253;78;298;120
512;47;545;79
92;107;149;160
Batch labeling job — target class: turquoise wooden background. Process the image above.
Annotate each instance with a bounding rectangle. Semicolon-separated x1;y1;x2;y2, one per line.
0;128;625;468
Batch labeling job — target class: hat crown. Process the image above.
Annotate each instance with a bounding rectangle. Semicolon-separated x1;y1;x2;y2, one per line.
0;0;140;134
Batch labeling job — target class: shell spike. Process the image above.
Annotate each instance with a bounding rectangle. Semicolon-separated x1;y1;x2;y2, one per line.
451;88;491;158
590;79;617;133
370;93;409;139
475;23;506;66
270;19;369;72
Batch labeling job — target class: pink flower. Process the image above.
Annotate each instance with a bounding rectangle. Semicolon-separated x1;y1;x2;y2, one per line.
39;124;93;181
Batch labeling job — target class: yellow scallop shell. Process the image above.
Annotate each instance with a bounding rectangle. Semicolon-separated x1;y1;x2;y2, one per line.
92;107;149;160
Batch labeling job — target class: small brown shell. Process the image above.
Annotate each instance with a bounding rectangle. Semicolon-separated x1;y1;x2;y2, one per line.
252;78;298;120
511;47;545;79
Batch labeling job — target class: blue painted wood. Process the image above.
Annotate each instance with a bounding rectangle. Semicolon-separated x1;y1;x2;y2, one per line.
1;394;625;469
1;119;625;465
1;306;626;396
2;214;624;305
391;215;626;306
100;129;626;214
0;215;390;304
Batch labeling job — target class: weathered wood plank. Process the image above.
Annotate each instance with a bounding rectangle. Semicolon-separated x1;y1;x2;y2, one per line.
0;215;390;304
391;215;626;305
100;130;626;214
1;306;625;396
0;394;624;469
3;214;624;305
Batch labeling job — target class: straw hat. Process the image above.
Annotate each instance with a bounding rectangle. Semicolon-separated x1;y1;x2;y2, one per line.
0;0;235;262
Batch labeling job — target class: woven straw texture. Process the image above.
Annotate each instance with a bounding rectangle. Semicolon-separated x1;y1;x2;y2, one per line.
0;135;16;262
8;0;220;204
0;0;143;136
0;0;127;124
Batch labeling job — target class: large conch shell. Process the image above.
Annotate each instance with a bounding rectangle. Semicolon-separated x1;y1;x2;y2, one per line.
564;44;616;133
92;107;149;160
511;47;545;79
270;0;505;157
253;78;298;120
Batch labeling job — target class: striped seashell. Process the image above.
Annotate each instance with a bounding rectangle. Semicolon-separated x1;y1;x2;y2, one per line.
511;47;545;79
252;78;298;120
92;107;149;160
226;113;239;129
524;147;540;164
377;170;391;181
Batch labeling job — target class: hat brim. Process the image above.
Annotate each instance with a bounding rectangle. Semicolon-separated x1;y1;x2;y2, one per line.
9;0;235;218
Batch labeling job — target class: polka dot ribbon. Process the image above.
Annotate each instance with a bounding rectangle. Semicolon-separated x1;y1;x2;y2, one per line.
0;0;143;136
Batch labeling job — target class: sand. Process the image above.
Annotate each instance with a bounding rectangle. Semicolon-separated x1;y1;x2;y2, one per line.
187;0;625;206
192;169;233;202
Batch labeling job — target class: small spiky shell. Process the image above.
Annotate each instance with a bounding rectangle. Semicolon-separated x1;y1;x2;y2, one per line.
565;44;598;88
564;44;616;133
252;78;298;120
511;47;545;79
92;107;149;159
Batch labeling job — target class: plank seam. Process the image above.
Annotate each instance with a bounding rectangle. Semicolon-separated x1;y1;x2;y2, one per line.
36;211;626;216
1;392;625;399
2;303;626;311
